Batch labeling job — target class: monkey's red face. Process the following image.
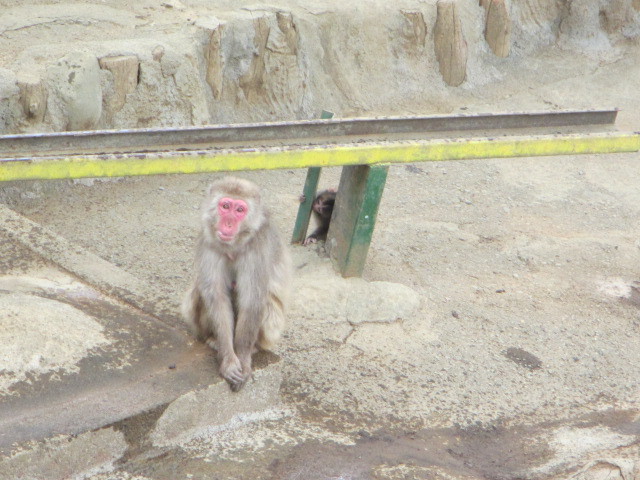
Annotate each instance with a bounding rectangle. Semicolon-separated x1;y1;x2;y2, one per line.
217;197;249;242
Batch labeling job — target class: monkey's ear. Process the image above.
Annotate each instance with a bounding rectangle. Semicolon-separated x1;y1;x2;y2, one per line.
207;182;221;196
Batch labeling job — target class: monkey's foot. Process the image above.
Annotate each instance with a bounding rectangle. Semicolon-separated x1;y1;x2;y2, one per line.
205;336;217;351
219;356;247;392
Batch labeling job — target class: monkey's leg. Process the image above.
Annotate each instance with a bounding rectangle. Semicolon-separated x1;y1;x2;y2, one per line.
258;293;286;350
181;284;211;339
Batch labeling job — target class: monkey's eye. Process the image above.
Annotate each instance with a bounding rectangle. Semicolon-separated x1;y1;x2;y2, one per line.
222;202;231;210
236;206;245;213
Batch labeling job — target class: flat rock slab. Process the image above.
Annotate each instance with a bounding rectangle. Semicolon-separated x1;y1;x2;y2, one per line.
0;215;280;457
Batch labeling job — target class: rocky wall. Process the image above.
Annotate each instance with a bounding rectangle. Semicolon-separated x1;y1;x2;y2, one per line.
0;0;638;134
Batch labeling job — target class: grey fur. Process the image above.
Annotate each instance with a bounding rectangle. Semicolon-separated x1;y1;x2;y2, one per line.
182;177;291;391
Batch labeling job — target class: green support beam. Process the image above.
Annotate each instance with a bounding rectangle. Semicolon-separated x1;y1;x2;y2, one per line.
291;166;322;244
326;165;389;277
291;110;334;244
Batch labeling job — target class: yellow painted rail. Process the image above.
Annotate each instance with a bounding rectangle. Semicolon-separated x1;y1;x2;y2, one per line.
1;132;639;182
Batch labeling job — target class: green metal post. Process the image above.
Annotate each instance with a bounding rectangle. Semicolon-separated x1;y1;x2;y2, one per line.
327;164;389;277
291;111;334;244
291;166;322;244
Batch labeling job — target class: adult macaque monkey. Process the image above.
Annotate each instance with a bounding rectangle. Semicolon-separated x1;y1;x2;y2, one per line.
182;177;291;392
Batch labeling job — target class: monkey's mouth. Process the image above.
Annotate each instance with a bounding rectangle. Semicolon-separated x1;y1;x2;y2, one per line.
217;232;235;242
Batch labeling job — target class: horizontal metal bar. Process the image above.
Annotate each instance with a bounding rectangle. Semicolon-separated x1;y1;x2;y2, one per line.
0;110;618;160
1;132;638;182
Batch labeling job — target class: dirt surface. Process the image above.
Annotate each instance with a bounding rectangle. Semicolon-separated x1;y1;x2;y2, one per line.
2;0;640;479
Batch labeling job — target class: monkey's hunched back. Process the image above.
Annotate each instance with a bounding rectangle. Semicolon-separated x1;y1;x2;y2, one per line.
182;176;292;391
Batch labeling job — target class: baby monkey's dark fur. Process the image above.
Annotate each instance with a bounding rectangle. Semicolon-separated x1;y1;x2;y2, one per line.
303;189;336;246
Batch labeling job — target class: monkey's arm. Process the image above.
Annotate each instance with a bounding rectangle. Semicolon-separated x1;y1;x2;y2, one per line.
231;250;270;390
197;251;245;387
303;224;329;245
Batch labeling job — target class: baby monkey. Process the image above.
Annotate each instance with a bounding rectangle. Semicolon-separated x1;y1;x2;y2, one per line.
302;189;337;246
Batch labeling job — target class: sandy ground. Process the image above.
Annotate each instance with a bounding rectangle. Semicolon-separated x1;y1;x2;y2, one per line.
1;1;640;478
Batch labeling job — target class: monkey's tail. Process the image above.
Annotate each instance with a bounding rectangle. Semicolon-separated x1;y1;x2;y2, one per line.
258;294;286;350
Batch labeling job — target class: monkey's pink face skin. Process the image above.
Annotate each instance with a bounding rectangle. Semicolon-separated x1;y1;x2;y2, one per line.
217;197;249;242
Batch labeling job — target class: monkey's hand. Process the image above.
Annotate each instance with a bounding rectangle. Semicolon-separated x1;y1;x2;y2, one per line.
299;194;306;203
302;234;318;246
219;355;246;391
237;353;254;389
